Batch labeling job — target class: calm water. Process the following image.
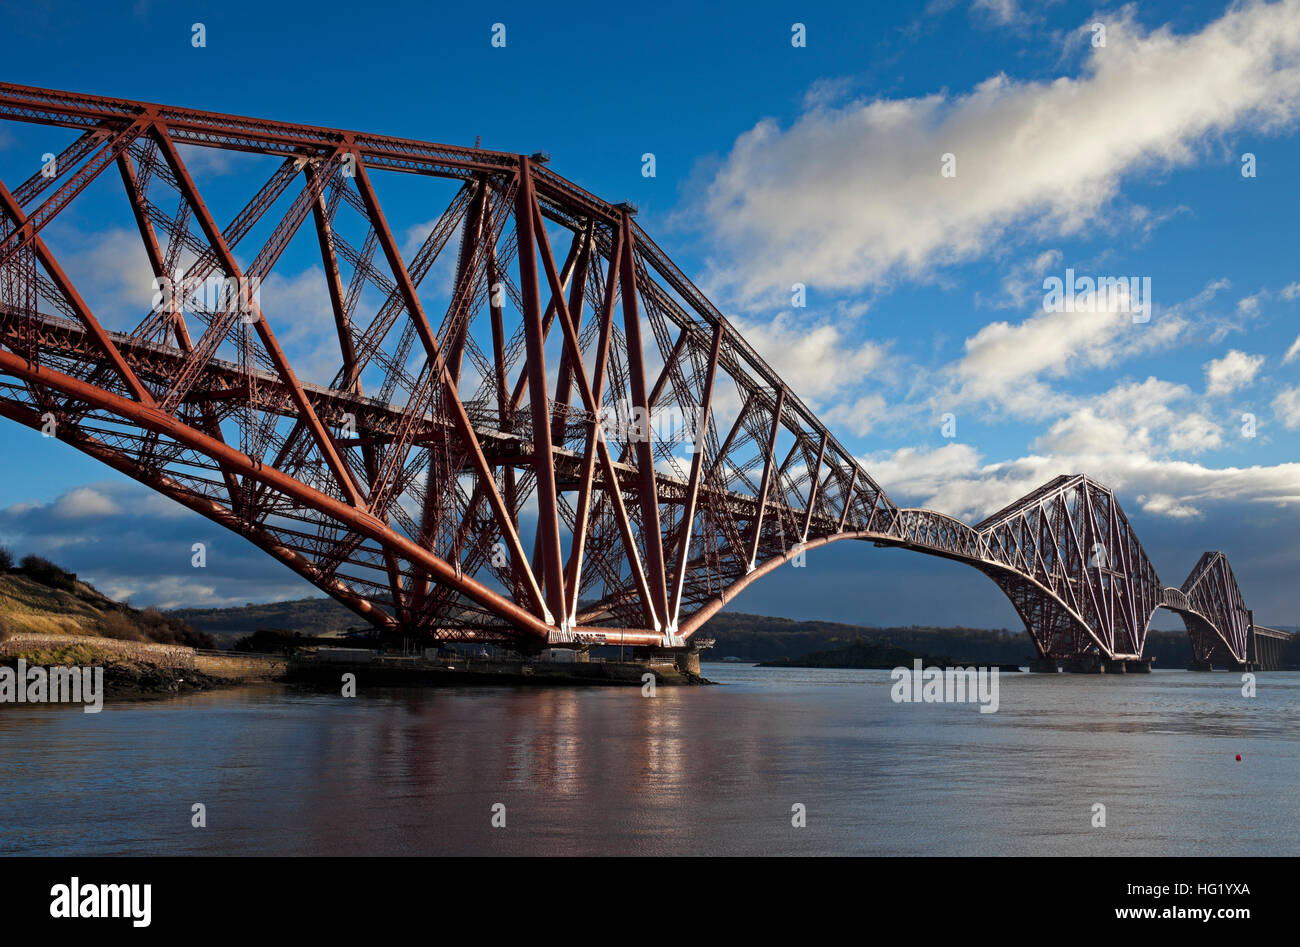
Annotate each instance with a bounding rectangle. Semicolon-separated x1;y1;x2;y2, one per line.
1;665;1297;856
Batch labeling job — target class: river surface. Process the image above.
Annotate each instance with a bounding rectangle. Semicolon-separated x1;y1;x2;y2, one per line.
1;665;1296;856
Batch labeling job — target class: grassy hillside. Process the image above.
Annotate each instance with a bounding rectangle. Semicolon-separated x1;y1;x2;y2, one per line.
167;597;360;639
0;573;122;638
0;565;212;648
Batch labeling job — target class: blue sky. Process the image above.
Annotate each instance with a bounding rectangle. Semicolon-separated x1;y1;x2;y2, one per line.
0;0;1297;629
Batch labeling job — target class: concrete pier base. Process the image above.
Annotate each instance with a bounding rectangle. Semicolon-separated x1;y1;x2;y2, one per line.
630;647;702;677
1029;658;1060;673
1062;656;1154;673
675;650;701;676
1190;659;1249;672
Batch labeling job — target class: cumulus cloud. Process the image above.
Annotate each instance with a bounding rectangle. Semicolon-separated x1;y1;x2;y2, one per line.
256;266;344;387
912;277;1254;424
728;309;890;404
927;291;1199;420
1204;349;1265;396
946;309;1164;418
0;481;318;608
1136;493;1202;519
52;487;121;519
1043;377;1224;455
822;393;889;437
1273;386;1300;429
862;435;1300;525
42;225;157;333
699;0;1300;302
853;367;1300;525
976;248;1063;310
858;442;986;506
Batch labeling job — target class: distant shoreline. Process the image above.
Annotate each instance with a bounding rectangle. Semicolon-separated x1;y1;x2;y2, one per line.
756;638;1024;671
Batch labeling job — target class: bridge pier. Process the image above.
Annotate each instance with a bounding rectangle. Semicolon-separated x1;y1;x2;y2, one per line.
630;638;712;677
676;650;701;676
1061;656;1153;673
1190;659;1251;672
1029;658;1060;673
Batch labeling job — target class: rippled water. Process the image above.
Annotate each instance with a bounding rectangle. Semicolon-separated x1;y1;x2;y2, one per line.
0;666;1296;856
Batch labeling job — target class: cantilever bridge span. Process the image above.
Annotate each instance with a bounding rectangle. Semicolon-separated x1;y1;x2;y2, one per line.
0;84;1270;670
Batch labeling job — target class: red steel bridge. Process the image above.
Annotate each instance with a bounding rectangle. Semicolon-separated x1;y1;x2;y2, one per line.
0;84;1274;671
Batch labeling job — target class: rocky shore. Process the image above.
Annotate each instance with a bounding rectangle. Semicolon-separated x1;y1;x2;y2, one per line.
0;633;243;702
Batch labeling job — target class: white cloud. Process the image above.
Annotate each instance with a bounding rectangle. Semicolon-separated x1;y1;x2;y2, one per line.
1136;493;1202;519
257;266;347;387
938;305;1189;419
912;276;1252;427
863;437;1300;525
42;226;157;332
972;0;1025;26
52;487;121;519
1034;377;1223;456
1204;349;1265;396
859;442;985;509
94;575;224;610
852;366;1297;524
0;482;323;609
823;393;889;437
729;310;889;404
1273;386;1300;429
1236;292;1265;317
700;0;1300;302
978;248;1062;310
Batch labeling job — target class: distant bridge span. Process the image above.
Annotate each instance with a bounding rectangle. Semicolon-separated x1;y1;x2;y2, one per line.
0;84;1281;670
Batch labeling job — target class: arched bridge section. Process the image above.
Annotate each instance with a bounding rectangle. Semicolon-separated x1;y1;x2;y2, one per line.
1159;552;1250;669
0;84;1264;668
883;481;1258;668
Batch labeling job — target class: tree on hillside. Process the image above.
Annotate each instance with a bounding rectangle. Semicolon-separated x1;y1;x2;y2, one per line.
0;546;12;572
96;609;144;641
18;555;76;591
137;607;215;649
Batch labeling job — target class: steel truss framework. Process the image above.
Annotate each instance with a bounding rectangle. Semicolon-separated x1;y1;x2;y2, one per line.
0;84;1256;665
